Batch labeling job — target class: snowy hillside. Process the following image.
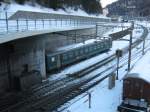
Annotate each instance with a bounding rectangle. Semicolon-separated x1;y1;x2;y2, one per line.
0;2;107;18
2;0;103;15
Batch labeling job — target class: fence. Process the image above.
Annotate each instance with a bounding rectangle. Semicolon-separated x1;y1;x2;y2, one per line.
0;11;111;34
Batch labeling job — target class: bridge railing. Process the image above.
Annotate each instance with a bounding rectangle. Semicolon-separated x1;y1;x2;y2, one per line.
0;11;110;34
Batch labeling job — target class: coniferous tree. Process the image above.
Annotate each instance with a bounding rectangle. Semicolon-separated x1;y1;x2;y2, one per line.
82;0;102;14
13;0;103;15
15;0;26;4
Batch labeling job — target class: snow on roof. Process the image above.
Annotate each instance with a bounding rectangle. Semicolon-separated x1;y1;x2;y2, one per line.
125;51;150;83
9;10;108;20
57;39;103;51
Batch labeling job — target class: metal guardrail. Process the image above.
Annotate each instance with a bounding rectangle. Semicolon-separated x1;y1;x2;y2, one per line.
0;11;111;34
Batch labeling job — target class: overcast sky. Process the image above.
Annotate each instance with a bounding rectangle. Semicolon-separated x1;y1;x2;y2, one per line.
100;0;118;8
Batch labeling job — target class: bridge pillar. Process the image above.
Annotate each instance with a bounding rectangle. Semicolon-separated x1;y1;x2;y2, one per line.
39;48;46;79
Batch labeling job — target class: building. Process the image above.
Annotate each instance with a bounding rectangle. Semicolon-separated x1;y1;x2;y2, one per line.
106;0;150;17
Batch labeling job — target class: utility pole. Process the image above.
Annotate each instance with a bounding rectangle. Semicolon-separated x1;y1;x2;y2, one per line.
142;21;147;55
95;24;98;39
122;23;123;31
128;23;133;71
116;49;123;80
88;92;91;109
142;36;146;55
75;31;77;43
5;12;8;32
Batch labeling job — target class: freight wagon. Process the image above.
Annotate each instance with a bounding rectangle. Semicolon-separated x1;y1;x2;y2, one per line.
118;52;150;112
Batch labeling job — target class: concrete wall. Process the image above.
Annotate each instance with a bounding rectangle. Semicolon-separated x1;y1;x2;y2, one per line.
0;38;46;93
0;26;110;93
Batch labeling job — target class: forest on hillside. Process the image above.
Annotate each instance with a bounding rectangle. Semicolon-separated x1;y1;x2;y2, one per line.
1;0;103;15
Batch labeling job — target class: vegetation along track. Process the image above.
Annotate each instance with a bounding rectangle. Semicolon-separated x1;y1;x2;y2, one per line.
0;24;148;112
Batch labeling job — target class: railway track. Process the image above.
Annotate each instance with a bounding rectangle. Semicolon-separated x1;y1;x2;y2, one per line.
0;24;148;112
56;26;150;112
50;25;149;111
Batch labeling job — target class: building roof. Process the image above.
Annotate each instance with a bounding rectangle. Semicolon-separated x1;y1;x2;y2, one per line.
124;73;150;84
8;11;108;20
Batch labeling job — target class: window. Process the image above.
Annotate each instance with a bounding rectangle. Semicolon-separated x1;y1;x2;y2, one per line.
51;57;55;62
85;48;88;53
63;54;67;60
75;51;78;56
80;49;83;54
69;52;73;58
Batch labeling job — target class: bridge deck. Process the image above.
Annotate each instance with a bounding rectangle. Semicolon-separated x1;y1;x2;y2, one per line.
0;25;95;44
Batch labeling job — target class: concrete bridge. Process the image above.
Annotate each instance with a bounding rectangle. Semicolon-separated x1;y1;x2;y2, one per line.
0;11;113;94
0;11;111;43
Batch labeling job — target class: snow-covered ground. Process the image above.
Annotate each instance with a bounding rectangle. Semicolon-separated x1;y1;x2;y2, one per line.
47;25;143;82
57;35;150;112
47;25;149;112
135;21;150;31
130;50;150;83
2;3;149;112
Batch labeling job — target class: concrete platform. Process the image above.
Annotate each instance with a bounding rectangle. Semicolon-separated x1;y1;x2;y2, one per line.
0;25;95;44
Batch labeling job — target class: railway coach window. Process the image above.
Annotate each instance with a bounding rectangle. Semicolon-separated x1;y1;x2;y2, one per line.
69;52;73;58
63;54;68;60
51;57;55;62
75;51;78;56
80;49;83;54
89;47;93;51
85;48;88;53
98;44;101;48
96;45;99;49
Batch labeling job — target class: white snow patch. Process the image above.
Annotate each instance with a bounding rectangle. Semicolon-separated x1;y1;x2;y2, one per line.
52;24;150;112
57;39;103;52
130;50;150;83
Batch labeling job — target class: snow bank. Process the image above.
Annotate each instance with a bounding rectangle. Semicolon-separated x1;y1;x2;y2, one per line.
130;50;150;83
57;39;103;52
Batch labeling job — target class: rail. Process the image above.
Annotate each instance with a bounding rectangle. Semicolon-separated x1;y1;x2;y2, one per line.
57;25;149;111
109;27;132;40
0;25;148;112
